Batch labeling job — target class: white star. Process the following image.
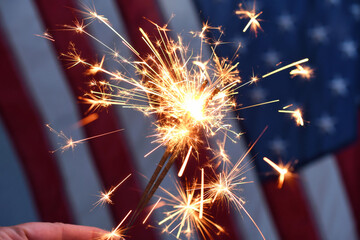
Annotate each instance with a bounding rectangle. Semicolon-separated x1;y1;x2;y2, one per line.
263;50;280;66
350;4;360;21
317;114;336;134
327;0;341;6
329;76;347;96
268;137;287;156
308;25;329;44
340;40;357;59
250;86;267;103
277;14;295;31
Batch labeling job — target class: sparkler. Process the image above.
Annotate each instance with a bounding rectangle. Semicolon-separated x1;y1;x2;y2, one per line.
62;8;246;227
54;4;312;239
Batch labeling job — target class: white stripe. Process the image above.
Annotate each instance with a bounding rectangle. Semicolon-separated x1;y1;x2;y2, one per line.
301;154;357;240
0;1;112;229
0;118;40;225
79;0;176;237
157;1;280;239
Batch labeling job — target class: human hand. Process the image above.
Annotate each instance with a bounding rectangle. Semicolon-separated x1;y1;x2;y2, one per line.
0;222;111;240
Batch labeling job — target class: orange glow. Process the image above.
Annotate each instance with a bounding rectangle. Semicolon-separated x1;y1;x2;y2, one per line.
290;64;314;79
235;3;263;36
263;157;290;188
279;108;304;126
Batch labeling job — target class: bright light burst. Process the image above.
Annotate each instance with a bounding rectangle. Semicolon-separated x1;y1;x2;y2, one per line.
55;4;311;239
62;9;244;174
61;5;309;171
101;210;132;240
290;64;314;79
158;182;224;240
235;3;263;35
204;129;267;240
279;107;305;126
92;173;132;209
263;157;292;188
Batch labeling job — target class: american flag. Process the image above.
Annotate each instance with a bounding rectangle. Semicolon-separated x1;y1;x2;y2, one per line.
0;0;358;239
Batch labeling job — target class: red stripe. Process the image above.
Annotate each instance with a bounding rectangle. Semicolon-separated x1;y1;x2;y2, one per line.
32;1;158;238
114;0;164;55
114;1;243;239
335;112;360;237
0;24;73;223
262;178;320;240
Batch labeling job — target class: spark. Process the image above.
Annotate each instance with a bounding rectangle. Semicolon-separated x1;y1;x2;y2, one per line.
73;113;99;128
204;129;268;240
250;75;260;84
34;31;55;42
93;174;132;209
282;104;293;109
236;3;263;35
46;124;123;153
263;157;290;188
205;167;264;240
86;55;105;75
262;58;309;79
158;182;224;239
290;64;314;79
215;136;231;165
142;197;162;224
278;108;304;126
236;99;280;111
178;146;193;177
61;42;86;68
199;168;204;219
101;210;132;240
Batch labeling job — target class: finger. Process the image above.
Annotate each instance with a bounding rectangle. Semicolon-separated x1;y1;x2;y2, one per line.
17;222;109;240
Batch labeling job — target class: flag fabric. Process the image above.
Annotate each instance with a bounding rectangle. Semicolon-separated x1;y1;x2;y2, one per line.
0;0;358;240
192;0;360;239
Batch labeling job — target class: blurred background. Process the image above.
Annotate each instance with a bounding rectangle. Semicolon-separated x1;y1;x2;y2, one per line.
0;0;359;239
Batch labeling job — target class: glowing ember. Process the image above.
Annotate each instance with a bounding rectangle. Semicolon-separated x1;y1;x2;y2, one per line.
236;3;263;35
93;174;132;209
101;210;132;240
263;157;291;188
290;64;314;79
279;108;305;126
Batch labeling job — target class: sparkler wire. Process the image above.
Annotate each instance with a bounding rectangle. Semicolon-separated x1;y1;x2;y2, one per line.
128;146;177;228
